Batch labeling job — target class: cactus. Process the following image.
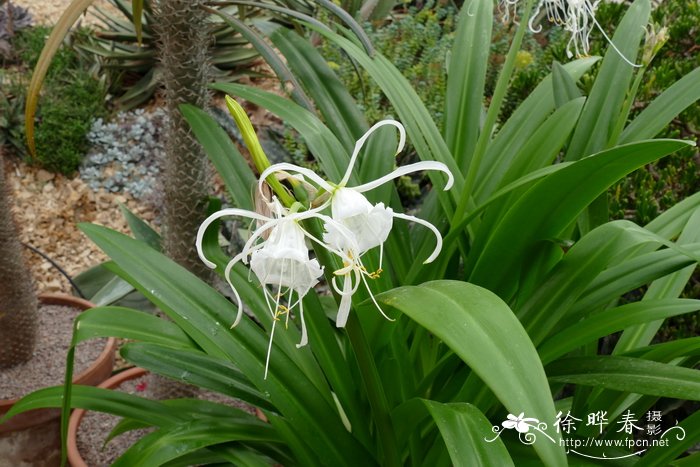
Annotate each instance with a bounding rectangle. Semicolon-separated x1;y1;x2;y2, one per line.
0;149;38;369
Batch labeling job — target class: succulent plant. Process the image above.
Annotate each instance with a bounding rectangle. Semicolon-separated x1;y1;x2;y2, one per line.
75;0;259;109
0;1;33;58
0;1;33;59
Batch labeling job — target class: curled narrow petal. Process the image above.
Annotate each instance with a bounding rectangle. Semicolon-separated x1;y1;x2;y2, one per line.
332;272;361;296
584;2;641;67
259;163;335;197
351;161;454;194
339;119;407;187
296;301;308;348
223;251;249;328
196;208;271;269
335;276;354;328
393;212;443;263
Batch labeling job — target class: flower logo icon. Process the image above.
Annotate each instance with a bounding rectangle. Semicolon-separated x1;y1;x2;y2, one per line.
502;413;539;434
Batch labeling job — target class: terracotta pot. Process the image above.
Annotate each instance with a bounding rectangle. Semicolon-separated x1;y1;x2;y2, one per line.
0;293;117;466
67;366;147;467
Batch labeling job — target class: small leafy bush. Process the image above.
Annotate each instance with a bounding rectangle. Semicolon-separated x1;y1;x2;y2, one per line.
322;2;454;131
9;26;107;174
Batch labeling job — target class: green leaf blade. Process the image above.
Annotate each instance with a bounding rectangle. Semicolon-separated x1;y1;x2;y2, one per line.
379;280;566;466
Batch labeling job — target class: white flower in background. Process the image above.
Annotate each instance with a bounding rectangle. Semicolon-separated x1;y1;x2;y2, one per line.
499;0;521;24
196;198;325;378
259;120;454;327
501;0;640;66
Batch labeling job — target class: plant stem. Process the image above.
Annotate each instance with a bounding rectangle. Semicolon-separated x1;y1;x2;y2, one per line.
451;0;535;229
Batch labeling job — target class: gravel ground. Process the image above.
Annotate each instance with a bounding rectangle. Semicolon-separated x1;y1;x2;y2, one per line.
0;304;107;400
4;0;159;296
12;0;119;27
5;157;156;295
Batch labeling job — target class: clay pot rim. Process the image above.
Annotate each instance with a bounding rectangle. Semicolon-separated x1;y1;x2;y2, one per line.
67;366;147;467
0;293;118;409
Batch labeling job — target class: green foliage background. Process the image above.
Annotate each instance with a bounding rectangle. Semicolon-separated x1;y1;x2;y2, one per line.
315;1;698;225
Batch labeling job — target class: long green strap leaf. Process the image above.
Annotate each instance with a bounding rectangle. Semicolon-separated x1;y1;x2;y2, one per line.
547;356;700;401
73;306;196;348
121;342;274;411
474;58;598;201
378;281;566;466
113;418;281;467
260;21;368;149
211;83;351;183
468;140;692;299
423;401;514;467
565;0;650;160
445;0;492;171
80;224;376;466
615;209;700;352
539;299;700;364
310;24;462;208
620;66;700;143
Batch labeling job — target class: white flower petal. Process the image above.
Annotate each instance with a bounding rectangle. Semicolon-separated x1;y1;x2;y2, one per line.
223;251;248;328
335;275;354;328
351;161;454;194
259;163;335;197
296;301;308;349
339;119;406;187
392;212;443;264
196;208;271;269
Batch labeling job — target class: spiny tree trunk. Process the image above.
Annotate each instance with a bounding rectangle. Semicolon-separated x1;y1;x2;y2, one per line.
150;0;212;399
0;150;38;369
156;0;212;279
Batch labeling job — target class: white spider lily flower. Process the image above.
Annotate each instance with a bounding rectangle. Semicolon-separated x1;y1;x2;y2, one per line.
196;199;326;378
498;0;641;67
258;120;454;327
323;188;394;255
499;0;521;24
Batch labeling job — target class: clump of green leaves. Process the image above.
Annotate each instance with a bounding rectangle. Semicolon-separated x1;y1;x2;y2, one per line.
496;0;699;226
606;0;699;225
0;77;25;151
4;26;107;174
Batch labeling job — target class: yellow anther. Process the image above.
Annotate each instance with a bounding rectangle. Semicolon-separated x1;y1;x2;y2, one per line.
368;268;383;279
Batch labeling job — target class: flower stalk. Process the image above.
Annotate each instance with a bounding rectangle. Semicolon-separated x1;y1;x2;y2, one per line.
225;95;296;206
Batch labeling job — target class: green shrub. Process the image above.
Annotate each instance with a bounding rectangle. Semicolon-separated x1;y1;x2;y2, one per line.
323;3;454;130
3;26;107;174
